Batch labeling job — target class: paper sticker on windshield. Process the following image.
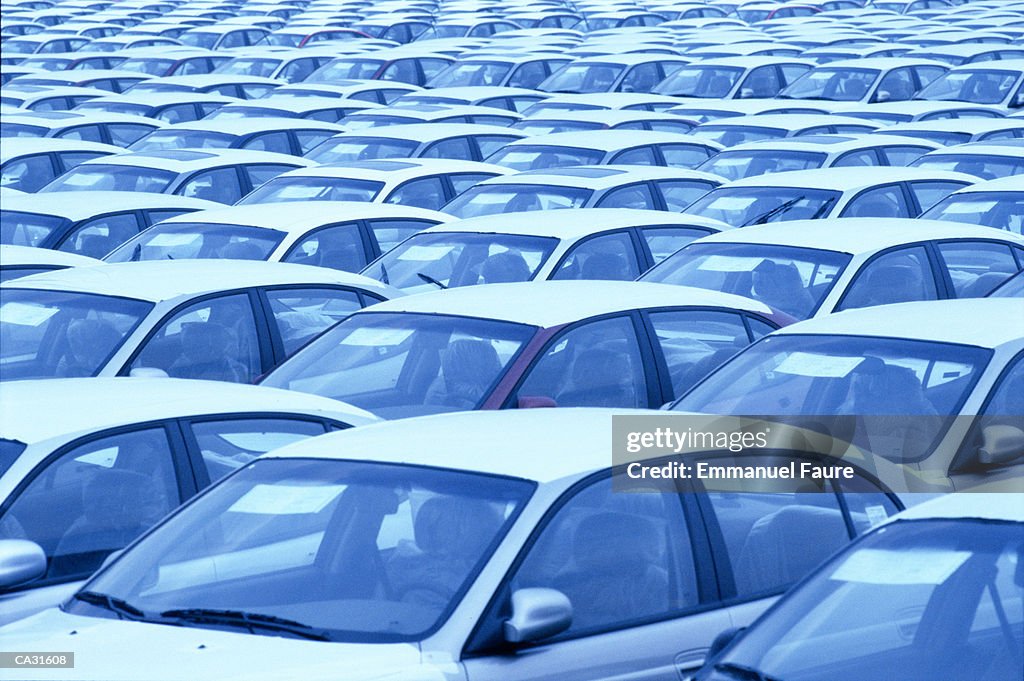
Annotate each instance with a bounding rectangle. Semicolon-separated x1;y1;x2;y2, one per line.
400;245;455;261
701;255;761;272
940;200;996;214
709;196;758;211
342;326;414;346
774;352;863;378
830;548;971;585
229;483;345;515
865;505;889;527
146;232;201;248
0;302;59;327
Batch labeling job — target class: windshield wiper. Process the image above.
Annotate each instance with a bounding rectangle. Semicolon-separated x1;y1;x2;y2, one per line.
742;196;803;226
714;661;784;681
74;590;146;621
159;608;332;641
417;272;448;289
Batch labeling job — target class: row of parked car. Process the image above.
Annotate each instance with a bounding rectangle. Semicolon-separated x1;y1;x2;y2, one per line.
1;0;1022;678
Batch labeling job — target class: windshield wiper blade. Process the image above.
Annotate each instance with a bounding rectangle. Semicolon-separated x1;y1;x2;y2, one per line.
741;196;803;227
74;590;146;621
715;661;784;681
416;272;448;289
159;608;332;641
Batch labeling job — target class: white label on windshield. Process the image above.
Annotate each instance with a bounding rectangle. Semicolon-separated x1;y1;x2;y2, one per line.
147;233;200;247
709;196;758;211
229;483;345;515
701;255;761;272
941;200;996;214
830;548;971;585
400;245;454;261
865;505;889;527
342;326;414;346
774;352;864;378
0;302;59;327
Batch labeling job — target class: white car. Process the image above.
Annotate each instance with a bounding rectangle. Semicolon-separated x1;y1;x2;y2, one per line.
919;175;1024;233
913;58;1024;108
689;113;880;147
777;57;949;103
304;123;527;164
0;110;164;146
835;99;1008;124
908;140;1024;179
0;137;119;192
128;117;346;157
0;245;99;283
538;53;688;94
650;56;812;99
512;108;699;135
874;117;1024;145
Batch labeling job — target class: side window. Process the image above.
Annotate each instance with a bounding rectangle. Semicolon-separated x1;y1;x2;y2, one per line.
595;183;658;210
655;180;715;212
421;137;474;161
831;149;879;167
130;293;261;383
507;61;547;89
385;177;447;210
839;246;940;310
420;59;452;82
507;473;697;637
57;212;142;258
282;222;366;272
660;143;714;169
914;65;947;88
57;151;107;172
739;65;781;98
243;131;291;155
640;226;710;265
619;63;661;93
551;232;641;281
648;310;752;398
879;145;931;166
240;84;277;100
610;146;658;166
514;316;650;408
144;209;191;225
840;184;912;218
960;353;1024;471
835;476;900;536
219;30;245;49
56;124;104;143
295;130;335;155
265;287;363;355
936;241;1022;297
873;67;916;102
280;58;317;83
0;428;179;581
380;59;419;84
476;135;521;159
908;180;967;214
449;173;494;196
780;63;810;85
366;218;434;254
157;104;198;124
177;167;243;204
107;124;154;147
1;154;55;192
244;164;295;191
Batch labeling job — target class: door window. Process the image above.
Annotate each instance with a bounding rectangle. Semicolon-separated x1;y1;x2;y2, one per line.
936;241;1021;297
178;167;242;204
188;417;327;482
840;184;912;218
57;212;141;258
283;222;366;272
839;246;939;310
648;310;753;398
551;232;640;281
265;287;363;354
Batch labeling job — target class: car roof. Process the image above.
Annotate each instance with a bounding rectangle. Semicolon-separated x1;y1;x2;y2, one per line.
718;133;940;153
477;164;723;188
0;136;120;162
137;73;284;86
836;100;1007;114
158;201;452;231
774;298;1024;348
277;158;512;180
80;91;239;106
946;175;1024;194
2;190;219;219
0;377;378;446
807;56;948;69
533;92;683;107
883;118;1024;133
217;95;382;113
7;259;396;302
74;148;311;171
418;207;729;238
722;166;978;190
156;116;345;135
331;122;527;143
918;141;1024;158
890;492;1024;523
500;128;706;150
941;58;1024;73
698;113;879;129
0;244;100;268
681;55;813;67
0;110;164;128
364;280;773;326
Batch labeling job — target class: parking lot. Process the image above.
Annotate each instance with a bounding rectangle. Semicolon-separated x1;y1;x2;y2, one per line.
1;0;1023;678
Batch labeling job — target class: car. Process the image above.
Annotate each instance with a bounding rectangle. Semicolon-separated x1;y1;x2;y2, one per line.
689;113;881;147
175;24;270;50
0;260;399;383
107;48;231;77
670;297;1024;491
904;42;1024;65
203;95;382;124
484;130;723;170
305;123;527;164
418;17;524;39
0;244;99;283
129;117;345;156
209;48;335;83
272;79;423;105
695;134;941;180
105;202;452;272
258;26;378;48
0;34;91;55
0;84;108;111
512;108;699;135
350;15;434;43
442;165;725;218
663;97;845;123
39;149;310;204
73;34;181;52
339;103;525;130
919;175;1024;234
835;99;1008;123
237;159;512;212
651;57;813;99
0;110;163;146
778;57;949;103
538;54;688;94
640;218;1024;318
0;377;378;625
392;85;549;113
363;208;729;293
522;92;686;115
424;53;571;89
683;167;976;227
692;493;1023;681
70;91;237;124
302;49;456;86
871;117;1024;145
124;73;283;99
908;140;1024;179
912;58;1024;108
799;43;916;63
5;67;153;93
0;406;905;679
0;137;119;192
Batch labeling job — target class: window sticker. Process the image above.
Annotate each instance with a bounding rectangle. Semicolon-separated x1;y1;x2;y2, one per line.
830;548;971;585
229;483;345;515
774;351;864;378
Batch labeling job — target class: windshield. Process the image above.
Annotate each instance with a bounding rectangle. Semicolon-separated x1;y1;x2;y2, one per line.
307;59;382;82
368;232;558;292
684;187;841;227
653;66;743;98
1;211;69;247
781;67;880;101
262;312;536;418
672;334;990;462
130;129;237;152
710;519;1024;681
40;164;176;193
690;124;787;146
641;243;850;319
0;288;153;380
916;68;1019;104
911;154;1024;181
697;149;826;180
920;191;1024;234
239;177;385;204
486;144;605;171
429;61;512;88
304;137;420;164
541;63;625;94
215;58;281;78
442;184;593;219
75;458;534;642
106;222;285;262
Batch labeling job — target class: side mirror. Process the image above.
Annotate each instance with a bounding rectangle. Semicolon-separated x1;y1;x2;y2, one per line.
129;367;169;378
977;425;1024;468
706;626;746;660
503;588;572;644
873;90;891;103
517;395;557;409
0;540;46;590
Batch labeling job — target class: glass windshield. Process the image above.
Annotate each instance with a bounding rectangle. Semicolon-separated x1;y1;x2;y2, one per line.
653;66;743;98
307;59;382;82
916;68;1019;104
486;145;605;171
690;124;787;146
920;191;1024;234
712;519;1024;681
130;130;237;152
685;187;841;227
697;150;827;181
429;61;512;88
40;164;176;193
672;334;990;462
262;312;536;418
239;177;385;204
106;223;285;262
369;232;558;292
1;211;69;247
781;67;880;101
215;58;281;78
76;458;534;642
541;63;625;93
304;137;419;164
911;154;1024;181
642;243;850;319
443;184;593;219
0;288;153;380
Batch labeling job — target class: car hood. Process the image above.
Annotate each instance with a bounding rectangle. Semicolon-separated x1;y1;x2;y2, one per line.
0;608;458;681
